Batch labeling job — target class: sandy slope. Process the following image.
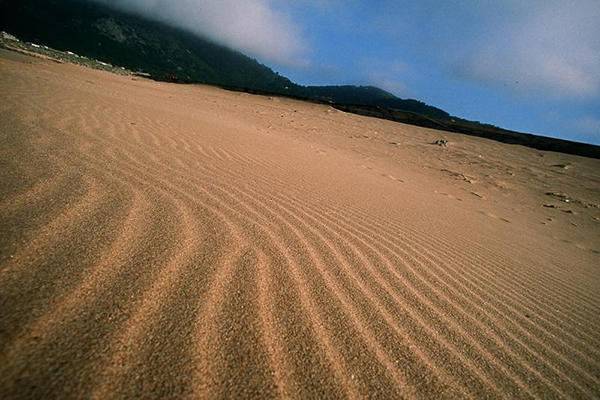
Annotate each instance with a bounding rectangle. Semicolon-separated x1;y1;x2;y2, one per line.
1;49;599;399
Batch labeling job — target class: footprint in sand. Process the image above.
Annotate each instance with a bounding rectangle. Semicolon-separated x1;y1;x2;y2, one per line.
382;174;404;182
434;191;463;201
478;210;512;223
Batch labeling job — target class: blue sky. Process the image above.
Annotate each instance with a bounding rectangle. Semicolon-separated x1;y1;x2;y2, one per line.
96;0;600;145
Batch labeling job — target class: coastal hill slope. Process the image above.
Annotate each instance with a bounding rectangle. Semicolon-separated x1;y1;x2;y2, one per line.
0;0;450;119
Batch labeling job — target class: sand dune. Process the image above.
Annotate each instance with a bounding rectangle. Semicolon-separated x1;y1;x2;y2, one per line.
1;49;599;399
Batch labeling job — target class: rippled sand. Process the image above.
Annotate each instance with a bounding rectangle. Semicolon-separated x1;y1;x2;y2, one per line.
1;48;599;399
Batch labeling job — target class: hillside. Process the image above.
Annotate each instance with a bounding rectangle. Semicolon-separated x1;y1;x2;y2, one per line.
300;86;451;119
0;0;449;118
0;0;295;92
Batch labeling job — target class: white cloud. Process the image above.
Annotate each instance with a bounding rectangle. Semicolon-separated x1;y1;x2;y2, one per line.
89;0;308;66
456;1;600;98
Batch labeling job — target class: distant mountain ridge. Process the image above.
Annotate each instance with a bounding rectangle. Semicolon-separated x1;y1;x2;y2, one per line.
0;0;449;118
299;86;450;119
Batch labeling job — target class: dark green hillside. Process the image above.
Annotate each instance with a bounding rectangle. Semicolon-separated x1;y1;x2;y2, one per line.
0;0;296;91
0;0;451;118
302;86;450;118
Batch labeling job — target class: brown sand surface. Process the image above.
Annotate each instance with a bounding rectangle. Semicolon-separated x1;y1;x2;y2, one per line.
1;49;599;399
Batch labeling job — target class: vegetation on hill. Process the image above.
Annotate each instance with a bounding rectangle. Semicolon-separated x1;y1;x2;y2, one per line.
0;0;296;92
0;0;449;118
299;86;450;118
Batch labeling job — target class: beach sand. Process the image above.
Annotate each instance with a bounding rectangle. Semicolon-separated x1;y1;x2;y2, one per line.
1;48;599;398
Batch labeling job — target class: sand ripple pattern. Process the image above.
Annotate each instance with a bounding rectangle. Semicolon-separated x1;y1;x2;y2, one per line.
1;61;599;399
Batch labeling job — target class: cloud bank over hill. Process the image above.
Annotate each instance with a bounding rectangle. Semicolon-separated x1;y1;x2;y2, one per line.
88;0;307;67
87;0;600;100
